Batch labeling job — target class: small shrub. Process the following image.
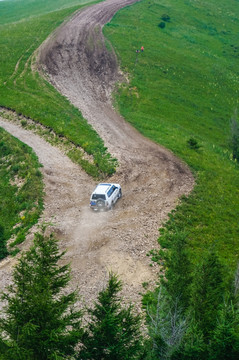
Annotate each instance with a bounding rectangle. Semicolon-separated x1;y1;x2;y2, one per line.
94;152;118;177
0;224;4;240
0;142;10;156
12;233;25;246
11;164;20;174
161;14;170;22
229;111;239;161
187;137;201;150
35;169;42;177
21;120;27;127
0;224;8;259
158;22;166;29
9;248;20;256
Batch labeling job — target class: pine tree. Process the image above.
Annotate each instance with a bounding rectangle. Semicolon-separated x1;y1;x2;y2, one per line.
190;249;224;339
170;323;207;360
78;273;144;360
209;298;239;360
208;264;239;360
0;226;83;360
171;260;239;360
159;230;192;310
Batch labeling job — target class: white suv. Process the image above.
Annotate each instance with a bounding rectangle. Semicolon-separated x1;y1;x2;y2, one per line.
90;183;122;211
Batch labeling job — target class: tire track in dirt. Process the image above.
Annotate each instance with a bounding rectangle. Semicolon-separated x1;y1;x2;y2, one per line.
0;0;194;306
0;118;95;294
38;0;194;304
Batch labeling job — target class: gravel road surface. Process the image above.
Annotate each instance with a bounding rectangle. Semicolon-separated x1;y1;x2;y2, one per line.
0;0;194;307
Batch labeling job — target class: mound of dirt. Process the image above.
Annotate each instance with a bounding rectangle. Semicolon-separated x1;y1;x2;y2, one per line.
0;0;194;309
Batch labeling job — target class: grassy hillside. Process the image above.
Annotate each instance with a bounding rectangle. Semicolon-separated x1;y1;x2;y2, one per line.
0;0;115;178
1;0;238;276
0;0;90;24
0;127;43;258
104;0;239;277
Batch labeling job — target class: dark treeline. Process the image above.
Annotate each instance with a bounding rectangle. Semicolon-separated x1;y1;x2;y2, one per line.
146;228;239;359
0;227;239;359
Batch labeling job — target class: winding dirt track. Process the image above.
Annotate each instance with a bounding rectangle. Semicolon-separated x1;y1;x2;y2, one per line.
0;0;194;306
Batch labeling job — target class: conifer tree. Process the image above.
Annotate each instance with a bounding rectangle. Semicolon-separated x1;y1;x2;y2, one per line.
159;230;192;310
172;261;239;360
209;298;239;360
208;263;239;359
190;249;224;339
78;272;144;360
0;226;83;360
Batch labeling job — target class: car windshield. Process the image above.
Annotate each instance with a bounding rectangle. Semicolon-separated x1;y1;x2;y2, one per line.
92;194;106;200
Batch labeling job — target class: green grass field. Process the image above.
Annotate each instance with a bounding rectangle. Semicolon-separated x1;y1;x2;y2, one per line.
0;0;239;280
0;0;115;178
104;0;239;278
0;127;43;258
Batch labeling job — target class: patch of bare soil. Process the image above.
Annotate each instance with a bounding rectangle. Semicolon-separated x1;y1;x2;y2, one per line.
0;0;194;308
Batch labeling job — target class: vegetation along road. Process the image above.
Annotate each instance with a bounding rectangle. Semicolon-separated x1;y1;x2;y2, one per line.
0;0;194;306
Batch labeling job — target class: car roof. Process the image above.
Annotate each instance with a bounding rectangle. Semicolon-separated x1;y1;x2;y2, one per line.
93;183;119;195
93;183;111;195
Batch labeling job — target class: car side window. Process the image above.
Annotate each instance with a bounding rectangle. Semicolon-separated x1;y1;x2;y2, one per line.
107;186;114;198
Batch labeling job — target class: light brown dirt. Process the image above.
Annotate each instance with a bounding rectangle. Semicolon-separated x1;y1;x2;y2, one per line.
0;0;194;308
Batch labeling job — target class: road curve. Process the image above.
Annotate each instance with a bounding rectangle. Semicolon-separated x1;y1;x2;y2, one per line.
38;0;194;303
0;0;194;306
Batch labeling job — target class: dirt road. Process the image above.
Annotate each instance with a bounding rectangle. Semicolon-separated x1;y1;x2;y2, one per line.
0;0;194;306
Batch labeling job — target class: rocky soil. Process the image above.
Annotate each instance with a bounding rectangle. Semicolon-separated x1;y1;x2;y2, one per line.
0;0;194;308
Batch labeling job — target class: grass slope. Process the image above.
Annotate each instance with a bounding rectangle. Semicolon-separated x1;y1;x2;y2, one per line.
0;127;43;258
0;0;115;178
104;0;239;278
0;0;90;24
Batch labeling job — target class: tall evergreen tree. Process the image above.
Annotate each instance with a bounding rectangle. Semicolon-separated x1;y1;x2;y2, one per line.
190;249;224;339
159;230;192;310
209;298;239;360
173;262;239;360
208;264;239;360
78;273;144;360
0;226;83;360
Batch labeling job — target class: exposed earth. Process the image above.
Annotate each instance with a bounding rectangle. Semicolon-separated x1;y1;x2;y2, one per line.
0;0;194;308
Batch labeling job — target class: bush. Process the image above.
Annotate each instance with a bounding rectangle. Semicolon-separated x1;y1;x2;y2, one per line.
0;224;4;240
20;120;27;127
187;137;201;150
229;111;239;161
161;14;171;22
0;224;8;259
158;22;166;29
